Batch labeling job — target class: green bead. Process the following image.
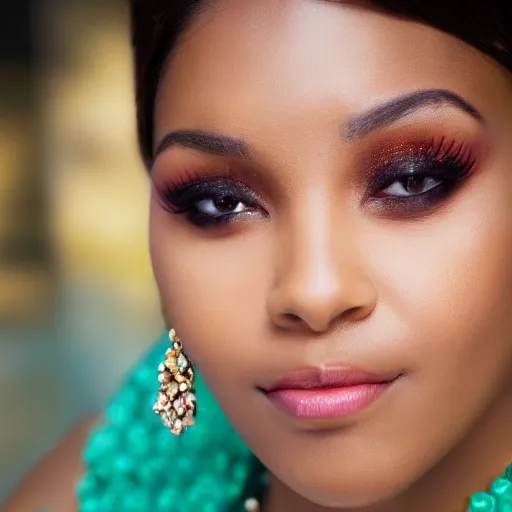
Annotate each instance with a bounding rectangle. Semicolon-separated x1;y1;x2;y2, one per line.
137;459;160;486
126;422;152;455
201;501;221;512
176;455;194;473
132;364;155;389
79;497;101;512
212;451;230;473
121;489;152;511
107;399;133;426
224;481;243;499
233;460;249;483
114;453;137;474
157;488;180;512
99;492;118;510
93;459;115;481
491;477;512;497
497;486;512;512
83;429;117;464
499;498;512;512
468;492;497;511
506;464;512;482
76;474;96;499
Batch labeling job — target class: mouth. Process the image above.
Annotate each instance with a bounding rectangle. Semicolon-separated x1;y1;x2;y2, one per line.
261;364;403;420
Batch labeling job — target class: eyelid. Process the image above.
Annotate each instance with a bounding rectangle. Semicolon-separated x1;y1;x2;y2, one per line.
368;154;455;192
362;137;479;204
156;175;266;218
180;177;261;205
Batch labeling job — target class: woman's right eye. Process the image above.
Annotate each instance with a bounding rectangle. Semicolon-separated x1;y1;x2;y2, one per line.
196;196;251;217
157;177;261;228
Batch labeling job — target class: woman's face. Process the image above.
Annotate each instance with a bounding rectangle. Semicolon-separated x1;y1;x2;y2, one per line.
150;0;512;507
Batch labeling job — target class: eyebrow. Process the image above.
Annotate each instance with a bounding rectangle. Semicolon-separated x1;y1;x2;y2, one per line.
153;129;250;162
154;90;484;161
345;89;484;140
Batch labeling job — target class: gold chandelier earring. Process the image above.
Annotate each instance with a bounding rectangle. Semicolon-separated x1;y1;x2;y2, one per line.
153;328;196;435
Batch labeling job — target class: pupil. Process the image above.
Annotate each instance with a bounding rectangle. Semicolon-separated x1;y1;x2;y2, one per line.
214;195;237;212
405;175;423;193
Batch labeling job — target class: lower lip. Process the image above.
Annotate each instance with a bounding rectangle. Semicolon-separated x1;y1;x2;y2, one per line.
266;383;391;420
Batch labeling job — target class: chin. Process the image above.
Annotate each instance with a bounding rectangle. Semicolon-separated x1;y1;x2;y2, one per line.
284;469;411;509
295;488;400;510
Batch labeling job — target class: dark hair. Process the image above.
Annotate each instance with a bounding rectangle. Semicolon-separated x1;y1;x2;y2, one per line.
129;0;512;167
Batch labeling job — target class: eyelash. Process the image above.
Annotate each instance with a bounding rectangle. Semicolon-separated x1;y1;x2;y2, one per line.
367;137;476;208
156;137;477;228
156;176;262;227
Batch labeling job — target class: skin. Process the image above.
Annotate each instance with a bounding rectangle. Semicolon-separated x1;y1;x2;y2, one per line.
150;0;512;511
4;1;512;512
1;418;95;512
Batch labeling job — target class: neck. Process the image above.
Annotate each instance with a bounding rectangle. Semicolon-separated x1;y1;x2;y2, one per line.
264;383;512;512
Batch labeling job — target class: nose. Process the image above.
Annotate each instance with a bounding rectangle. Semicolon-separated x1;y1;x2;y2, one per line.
267;211;377;334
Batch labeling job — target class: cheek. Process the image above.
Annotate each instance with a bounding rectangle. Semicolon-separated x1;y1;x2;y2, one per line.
375;165;512;420
149;201;271;385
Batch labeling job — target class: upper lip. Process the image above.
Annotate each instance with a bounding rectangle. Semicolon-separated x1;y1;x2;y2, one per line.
263;364;401;392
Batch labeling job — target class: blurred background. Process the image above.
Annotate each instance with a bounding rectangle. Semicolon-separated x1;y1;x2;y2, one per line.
0;0;163;500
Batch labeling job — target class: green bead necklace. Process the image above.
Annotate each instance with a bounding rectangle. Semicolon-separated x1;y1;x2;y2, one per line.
77;333;512;512
467;466;512;512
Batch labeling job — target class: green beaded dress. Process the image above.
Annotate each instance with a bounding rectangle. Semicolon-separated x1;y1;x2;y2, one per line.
78;333;512;512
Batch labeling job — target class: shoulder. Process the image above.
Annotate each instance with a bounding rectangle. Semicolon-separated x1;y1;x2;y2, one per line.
1;416;99;512
1;336;169;512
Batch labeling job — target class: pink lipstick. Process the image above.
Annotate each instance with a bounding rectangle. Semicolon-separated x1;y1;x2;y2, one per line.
263;365;400;420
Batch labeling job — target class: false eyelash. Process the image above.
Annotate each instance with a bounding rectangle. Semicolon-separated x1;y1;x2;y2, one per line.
429;137;477;174
156;177;226;215
154;166;236;214
154;175;261;228
157;184;188;214
159;168;220;197
367;136;479;203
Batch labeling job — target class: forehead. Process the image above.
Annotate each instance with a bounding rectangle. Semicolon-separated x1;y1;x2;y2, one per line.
154;0;507;139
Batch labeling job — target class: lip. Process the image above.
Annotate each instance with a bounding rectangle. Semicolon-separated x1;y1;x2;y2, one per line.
262;365;401;420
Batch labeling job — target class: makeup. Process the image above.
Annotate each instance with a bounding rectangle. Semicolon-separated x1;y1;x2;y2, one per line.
154;127;488;227
263;366;401;420
155;174;263;227
356;131;488;217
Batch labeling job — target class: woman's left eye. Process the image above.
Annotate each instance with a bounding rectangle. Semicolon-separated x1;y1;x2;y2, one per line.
368;144;477;207
376;174;442;198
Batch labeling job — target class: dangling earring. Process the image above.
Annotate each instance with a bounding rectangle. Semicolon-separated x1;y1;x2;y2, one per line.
153;328;196;435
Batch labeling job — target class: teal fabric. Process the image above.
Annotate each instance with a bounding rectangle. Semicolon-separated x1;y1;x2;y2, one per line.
78;333;512;511
78;333;266;512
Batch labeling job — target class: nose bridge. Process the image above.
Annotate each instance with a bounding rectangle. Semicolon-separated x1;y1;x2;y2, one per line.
286;192;339;293
269;189;376;332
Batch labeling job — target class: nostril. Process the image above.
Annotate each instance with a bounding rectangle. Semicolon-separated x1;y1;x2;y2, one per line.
281;312;302;325
345;304;374;322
